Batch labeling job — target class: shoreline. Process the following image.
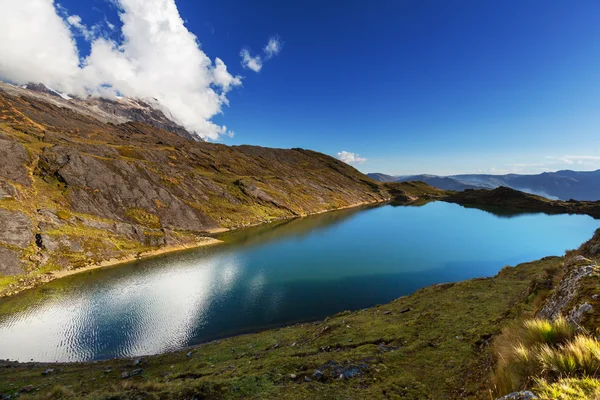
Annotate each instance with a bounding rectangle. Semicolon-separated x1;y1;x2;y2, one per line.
0;198;387;299
49;236;224;280
0;237;224;299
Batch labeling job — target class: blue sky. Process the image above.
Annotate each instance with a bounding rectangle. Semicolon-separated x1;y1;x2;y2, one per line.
21;1;600;174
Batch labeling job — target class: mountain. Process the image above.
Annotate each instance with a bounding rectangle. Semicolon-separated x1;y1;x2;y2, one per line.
0;83;421;293
365;172;399;183
1;81;196;140
453;170;600;200
368;170;600;200
367;173;481;191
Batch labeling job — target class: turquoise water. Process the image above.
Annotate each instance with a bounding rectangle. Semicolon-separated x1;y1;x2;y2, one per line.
0;202;597;362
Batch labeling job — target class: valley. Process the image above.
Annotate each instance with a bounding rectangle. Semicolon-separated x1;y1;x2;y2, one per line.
0;84;599;400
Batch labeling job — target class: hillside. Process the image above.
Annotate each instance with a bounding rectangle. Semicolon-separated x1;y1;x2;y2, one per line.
0;86;394;295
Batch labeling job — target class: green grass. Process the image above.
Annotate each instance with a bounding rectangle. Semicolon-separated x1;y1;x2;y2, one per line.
522;318;575;347
124;208;162;229
538;335;600;377
535;377;600;400
55;210;71;221
493;317;573;394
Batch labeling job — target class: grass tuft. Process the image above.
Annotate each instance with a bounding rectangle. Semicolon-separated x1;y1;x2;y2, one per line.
522;318;575;347
535;377;600;400
494;317;600;397
538;335;600;377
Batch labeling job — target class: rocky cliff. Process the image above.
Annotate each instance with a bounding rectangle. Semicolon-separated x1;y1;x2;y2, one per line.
536;230;600;329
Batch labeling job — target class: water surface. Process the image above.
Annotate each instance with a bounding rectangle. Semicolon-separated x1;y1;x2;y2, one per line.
0;202;597;362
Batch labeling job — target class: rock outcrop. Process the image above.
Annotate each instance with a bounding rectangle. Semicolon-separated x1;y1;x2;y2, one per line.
536;255;598;325
579;228;600;259
496;391;538;400
536;231;600;328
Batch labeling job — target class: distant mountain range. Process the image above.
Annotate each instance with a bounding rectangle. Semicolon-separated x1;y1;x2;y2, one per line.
367;170;600;201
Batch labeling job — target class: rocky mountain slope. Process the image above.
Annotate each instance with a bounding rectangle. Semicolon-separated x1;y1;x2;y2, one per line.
0;85;397;295
0;82;196;140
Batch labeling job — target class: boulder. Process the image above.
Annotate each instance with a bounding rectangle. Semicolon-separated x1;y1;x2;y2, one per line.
0;181;16;200
0;247;23;276
0;209;33;248
496;391;538;400
0;139;31;186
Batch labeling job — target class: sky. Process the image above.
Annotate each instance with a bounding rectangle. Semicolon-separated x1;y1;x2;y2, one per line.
1;0;600;175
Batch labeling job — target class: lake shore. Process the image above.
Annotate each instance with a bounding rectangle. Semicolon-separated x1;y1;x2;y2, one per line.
0;237;223;299
0;198;387;299
49;236;224;280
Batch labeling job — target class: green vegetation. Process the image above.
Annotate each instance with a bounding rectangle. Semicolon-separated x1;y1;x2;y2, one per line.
535;377;600;400
55;210;71;221
124;208;162;229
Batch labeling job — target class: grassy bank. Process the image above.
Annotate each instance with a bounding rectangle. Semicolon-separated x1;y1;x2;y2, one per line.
0;256;563;399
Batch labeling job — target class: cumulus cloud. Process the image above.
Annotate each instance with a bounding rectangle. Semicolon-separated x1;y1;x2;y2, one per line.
337;151;367;165
241;36;282;72
0;0;82;94
0;0;245;140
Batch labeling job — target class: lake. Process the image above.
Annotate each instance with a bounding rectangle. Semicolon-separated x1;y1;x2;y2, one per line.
0;202;597;362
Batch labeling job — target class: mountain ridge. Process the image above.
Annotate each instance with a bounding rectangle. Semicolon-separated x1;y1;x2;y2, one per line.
0;81;197;140
368;169;600;200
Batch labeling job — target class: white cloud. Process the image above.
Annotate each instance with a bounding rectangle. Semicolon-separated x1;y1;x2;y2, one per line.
240;36;282;72
0;0;82;95
547;155;600;165
66;15;93;41
487;155;600;174
0;0;244;141
264;37;282;59
65;14;113;42
337;151;367;165
240;49;263;72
